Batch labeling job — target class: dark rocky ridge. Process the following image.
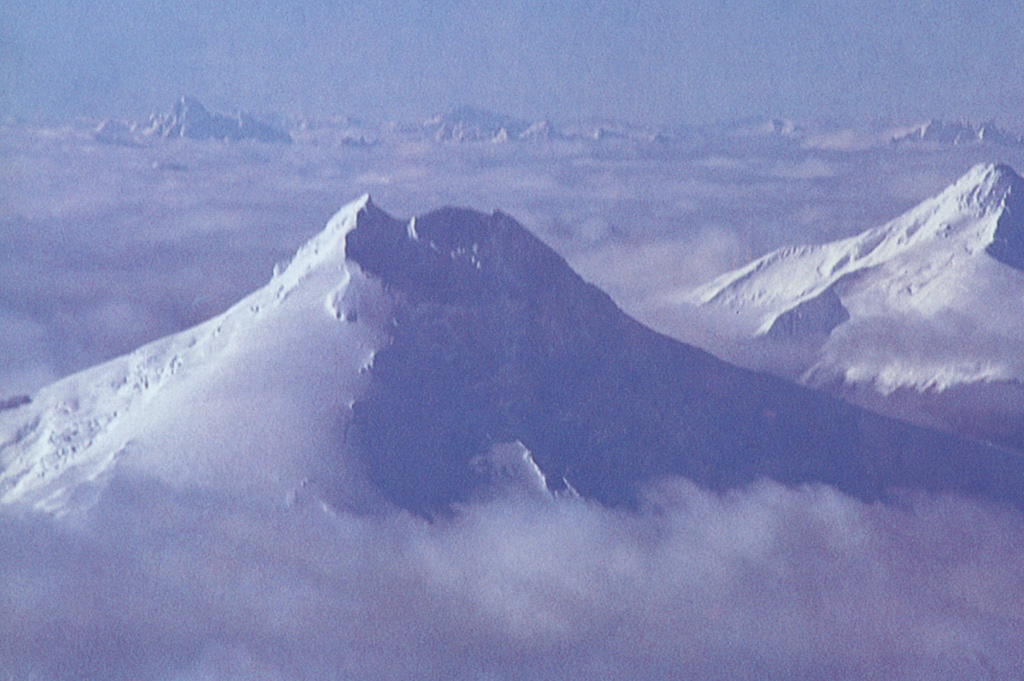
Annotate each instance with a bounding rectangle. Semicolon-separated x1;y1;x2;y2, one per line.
766;284;850;340
344;201;1024;516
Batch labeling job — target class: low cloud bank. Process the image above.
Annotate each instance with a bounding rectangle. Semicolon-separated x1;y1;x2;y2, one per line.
2;475;1022;680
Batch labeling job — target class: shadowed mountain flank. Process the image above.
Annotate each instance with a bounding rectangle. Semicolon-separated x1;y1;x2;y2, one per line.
344;201;1024;516
986;165;1024;270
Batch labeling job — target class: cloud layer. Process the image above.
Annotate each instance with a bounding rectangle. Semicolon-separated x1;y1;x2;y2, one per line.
2;476;1022;680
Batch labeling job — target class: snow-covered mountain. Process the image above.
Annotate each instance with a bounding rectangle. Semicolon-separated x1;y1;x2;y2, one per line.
4;194;1024;518
669;163;1024;449
892;119;1024;147
0;197;386;514
141;96;292;144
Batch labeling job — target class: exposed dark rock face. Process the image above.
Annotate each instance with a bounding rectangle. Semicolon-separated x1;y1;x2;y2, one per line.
0;395;31;412
344;201;1024;516
766;285;850;340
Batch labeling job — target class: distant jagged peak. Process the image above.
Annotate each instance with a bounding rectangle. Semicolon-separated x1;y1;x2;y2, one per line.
423;105;523;142
423;105;559;143
518;119;558;140
171;94;208;115
142;95;292;144
427;105;523;129
892;119;1024;147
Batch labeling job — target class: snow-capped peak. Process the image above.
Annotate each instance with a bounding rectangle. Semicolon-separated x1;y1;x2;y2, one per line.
684;163;1024;335
0;195;387;513
8;194;1024;520
272;194;370;294
944;162;1022;212
665;163;1024;397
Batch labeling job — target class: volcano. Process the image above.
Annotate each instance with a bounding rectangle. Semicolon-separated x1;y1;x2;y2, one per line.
4;194;1024;517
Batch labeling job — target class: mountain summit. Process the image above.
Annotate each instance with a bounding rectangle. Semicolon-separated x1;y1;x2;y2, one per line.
668;163;1024;450
4;195;1024;517
687;163;1024;339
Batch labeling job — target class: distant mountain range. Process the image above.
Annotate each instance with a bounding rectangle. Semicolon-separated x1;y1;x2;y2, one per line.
94;96;292;145
667;163;1024;451
420;105;558;142
86;98;1024;153
892;119;1024;147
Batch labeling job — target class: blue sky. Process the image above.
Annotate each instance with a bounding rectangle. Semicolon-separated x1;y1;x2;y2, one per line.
3;0;1024;125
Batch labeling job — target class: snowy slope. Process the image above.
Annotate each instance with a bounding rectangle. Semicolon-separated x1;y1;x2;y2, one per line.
659;163;1024;449
672;163;1024;390
0;196;388;513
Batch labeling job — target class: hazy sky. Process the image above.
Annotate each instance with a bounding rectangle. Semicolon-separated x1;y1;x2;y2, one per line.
3;0;1024;125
